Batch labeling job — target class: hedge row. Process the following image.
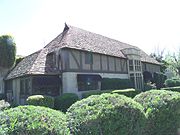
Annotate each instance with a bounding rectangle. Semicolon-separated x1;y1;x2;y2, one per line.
162;86;180;92
134;90;180;135
27;95;54;108
0;106;70;134
69;90;180;135
82;88;140;98
27;93;79;112
165;78;180;87
67;93;146;135
0;90;179;135
101;78;133;90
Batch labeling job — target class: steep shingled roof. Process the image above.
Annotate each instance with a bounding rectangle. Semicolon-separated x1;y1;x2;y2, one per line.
6;24;160;80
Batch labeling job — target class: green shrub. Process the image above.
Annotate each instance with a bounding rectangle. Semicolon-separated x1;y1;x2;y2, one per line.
0;100;10;111
112;89;140;98
153;72;166;89
0;106;70;135
27;95;54;108
82;89;139;98
101;78;133;90
134;90;180;135
165;79;176;87
67;93;146;135
162;86;180;92
165;78;180;87
82;90;112;98
54;93;79;112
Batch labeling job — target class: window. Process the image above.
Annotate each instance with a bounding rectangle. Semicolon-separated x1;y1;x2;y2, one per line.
77;74;101;91
134;60;141;71
129;60;133;71
85;52;93;64
20;78;30;95
32;76;61;96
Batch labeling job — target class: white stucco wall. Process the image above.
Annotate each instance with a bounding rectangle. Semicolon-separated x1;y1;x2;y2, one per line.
62;72;128;97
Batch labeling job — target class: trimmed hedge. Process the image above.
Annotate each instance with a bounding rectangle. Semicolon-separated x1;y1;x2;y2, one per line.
112;88;140;98
67;93;146;135
165;78;180;87
162;86;180;92
27;95;54;108
0;106;70;135
0;100;10;111
54;93;79;112
82;90;111;98
82;89;139;98
134;90;180;135
101;78;133;90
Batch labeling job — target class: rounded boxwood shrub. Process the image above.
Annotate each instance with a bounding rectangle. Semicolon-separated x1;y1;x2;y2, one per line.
26;95;54;108
0;106;70;135
54;93;79;112
67;93;146;135
134;90;180;135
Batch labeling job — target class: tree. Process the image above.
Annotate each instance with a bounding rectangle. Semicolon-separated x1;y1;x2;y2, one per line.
0;35;16;68
165;50;180;76
150;47;168;73
15;55;24;66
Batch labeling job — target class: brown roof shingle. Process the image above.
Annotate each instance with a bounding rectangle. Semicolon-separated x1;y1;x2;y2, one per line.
6;24;160;79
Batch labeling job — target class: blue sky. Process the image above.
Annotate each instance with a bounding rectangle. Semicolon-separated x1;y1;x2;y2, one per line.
1;0;180;56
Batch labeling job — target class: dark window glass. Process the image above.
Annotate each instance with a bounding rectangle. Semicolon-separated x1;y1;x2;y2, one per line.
32;76;61;96
77;74;101;91
20;78;30;95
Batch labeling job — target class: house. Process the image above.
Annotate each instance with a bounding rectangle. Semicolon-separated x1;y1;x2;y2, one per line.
4;24;160;104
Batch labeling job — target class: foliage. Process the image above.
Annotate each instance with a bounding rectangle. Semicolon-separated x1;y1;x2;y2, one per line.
0;100;10;111
134;90;180;135
153;72;166;89
15;55;24;66
164;78;180;87
165;51;180;76
67;93;146;135
101;78;133;90
162;86;180;92
0;35;16;68
0;106;70;135
82;89;139;98
81;90;112;98
26;95;54;108
112;89;140;98
150;49;168;73
54;93;79;112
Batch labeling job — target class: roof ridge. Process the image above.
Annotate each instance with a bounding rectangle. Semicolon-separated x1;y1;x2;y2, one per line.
67;24;138;49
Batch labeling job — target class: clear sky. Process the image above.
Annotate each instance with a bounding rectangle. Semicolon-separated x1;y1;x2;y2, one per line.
0;0;180;56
